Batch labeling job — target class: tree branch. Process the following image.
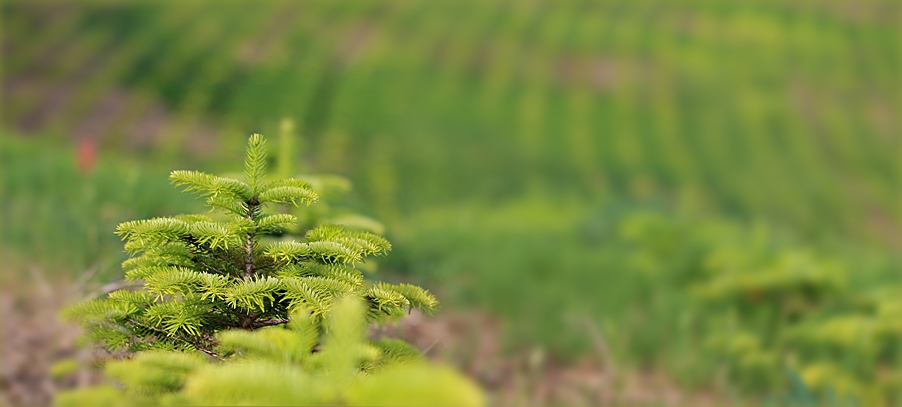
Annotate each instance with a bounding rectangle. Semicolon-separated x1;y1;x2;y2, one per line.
194;258;229;277
251;318;290;329
242;198;260;280
128;318;219;359
183;235;240;272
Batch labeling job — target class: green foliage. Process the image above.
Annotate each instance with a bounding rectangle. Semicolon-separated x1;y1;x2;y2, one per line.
395;199;902;404
65;134;437;357
55;297;484;407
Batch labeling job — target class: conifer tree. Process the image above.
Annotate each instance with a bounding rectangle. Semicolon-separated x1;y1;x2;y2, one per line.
65;134;437;357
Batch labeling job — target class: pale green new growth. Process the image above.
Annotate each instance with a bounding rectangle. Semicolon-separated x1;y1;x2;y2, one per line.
244;133;268;194
56;298;483;407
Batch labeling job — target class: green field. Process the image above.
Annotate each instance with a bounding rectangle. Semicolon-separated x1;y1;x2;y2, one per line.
2;0;900;405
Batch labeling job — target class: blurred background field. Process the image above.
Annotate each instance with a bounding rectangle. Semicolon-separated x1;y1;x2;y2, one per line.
1;0;900;405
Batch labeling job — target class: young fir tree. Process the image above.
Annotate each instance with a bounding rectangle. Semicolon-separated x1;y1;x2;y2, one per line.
65;134;437;357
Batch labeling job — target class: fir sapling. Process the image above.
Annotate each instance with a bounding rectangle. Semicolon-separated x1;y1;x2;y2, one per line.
65;134;438;357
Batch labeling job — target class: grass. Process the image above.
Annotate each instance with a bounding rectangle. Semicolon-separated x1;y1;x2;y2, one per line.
0;133;200;279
